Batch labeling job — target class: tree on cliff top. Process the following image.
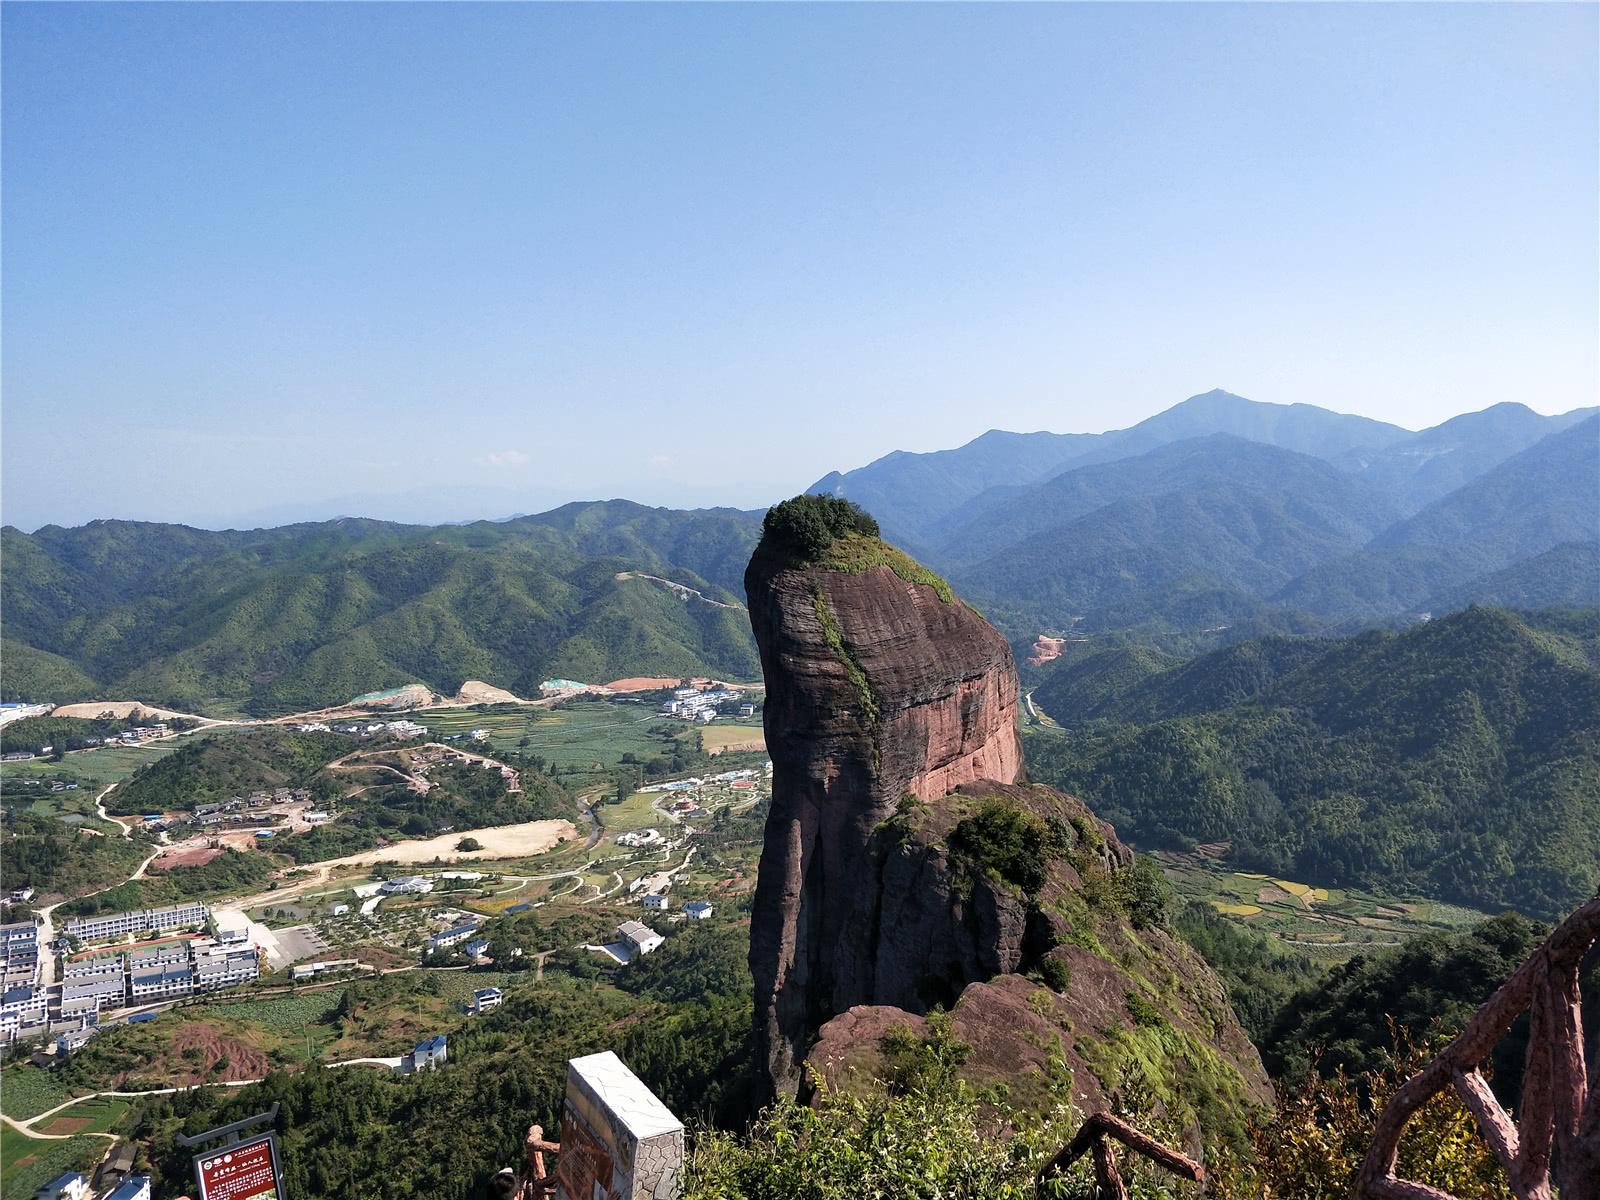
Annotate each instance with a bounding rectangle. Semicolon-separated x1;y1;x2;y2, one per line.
761;495;880;562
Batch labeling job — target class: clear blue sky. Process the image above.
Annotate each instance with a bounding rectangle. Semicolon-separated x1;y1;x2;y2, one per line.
4;2;1595;530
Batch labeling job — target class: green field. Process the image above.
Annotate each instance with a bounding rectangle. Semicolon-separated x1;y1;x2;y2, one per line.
420;700;695;785
2;785;121;833
1;1124;105;1200
0;1062;83;1120
34;1094;136;1137
1157;849;1489;961
4;740;187;789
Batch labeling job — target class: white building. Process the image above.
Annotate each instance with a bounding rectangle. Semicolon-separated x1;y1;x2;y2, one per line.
193;944;260;993
33;1172;90;1200
63;901;206;944
210;910;252;945
641;893;669;912
60;973;127;1014
426;921;481;954
126;965;194;1002
1;921;41;987
684;901;713;921
407;1035;448;1072
105;1177;152;1200
471;987;502;1014
616;920;664;958
615;828;664;849
380;876;435;896
1;985;50;1037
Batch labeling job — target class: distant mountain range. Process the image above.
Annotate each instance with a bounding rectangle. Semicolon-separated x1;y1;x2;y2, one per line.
4;389;1594;714
810;391;1598;636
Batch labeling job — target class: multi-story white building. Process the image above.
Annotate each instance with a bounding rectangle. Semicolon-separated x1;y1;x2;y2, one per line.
192;944;260;993
33;1171;90;1200
426;921;482;954
126;965;194;1002
406;1035;448;1072
1;984;50;1038
641;893;669;911
684;901;714;921
63;901;206;944
60;972;128;1014
1;920;40;987
105;1177;152;1200
471;987;503;1014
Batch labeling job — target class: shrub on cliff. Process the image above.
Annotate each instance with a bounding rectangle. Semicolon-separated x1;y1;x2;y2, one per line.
761;494;880;561
948;801;1070;897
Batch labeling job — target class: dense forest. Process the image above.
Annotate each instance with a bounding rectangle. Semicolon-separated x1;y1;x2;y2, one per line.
1027;607;1600;917
2;501;763;714
105;728;353;815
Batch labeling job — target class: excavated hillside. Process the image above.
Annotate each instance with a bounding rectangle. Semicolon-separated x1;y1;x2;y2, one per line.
745;509;1270;1142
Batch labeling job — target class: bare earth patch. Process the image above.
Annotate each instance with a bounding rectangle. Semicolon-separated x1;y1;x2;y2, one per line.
1028;635;1067;665
604;676;684;692
451;680;524;705
336;819;576;866
150;846;224;870
39;1116;92;1135
1256;885;1294;905
162;1024;272;1085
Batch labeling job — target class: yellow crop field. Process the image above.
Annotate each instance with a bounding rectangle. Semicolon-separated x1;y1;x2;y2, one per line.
1212;901;1263;917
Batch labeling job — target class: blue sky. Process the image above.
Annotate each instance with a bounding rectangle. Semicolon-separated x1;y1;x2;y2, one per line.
4;2;1595;530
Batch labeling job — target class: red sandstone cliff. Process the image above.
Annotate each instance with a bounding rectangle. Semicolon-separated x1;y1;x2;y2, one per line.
745;538;1023;1100
745;524;1270;1131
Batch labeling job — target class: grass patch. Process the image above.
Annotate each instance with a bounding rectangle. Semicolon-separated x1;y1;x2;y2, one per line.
818;533;955;603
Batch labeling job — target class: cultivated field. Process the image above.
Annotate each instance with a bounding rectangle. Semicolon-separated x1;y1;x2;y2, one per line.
700;723;765;754
1156;849;1488;960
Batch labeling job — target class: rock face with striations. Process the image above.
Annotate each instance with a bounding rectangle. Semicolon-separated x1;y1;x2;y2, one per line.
746;508;1270;1137
746;527;1025;1101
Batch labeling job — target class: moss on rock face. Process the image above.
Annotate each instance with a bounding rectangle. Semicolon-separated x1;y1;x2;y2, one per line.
812;586;878;728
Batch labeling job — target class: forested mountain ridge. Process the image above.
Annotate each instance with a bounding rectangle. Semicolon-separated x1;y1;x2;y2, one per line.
1275;414;1600;621
2;502;763;714
1026;606;1600;918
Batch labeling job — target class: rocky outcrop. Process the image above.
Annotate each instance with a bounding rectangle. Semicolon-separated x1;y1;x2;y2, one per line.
746;539;1023;1101
746;526;1270;1139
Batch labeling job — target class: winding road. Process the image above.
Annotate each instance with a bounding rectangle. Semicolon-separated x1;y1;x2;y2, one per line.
2;1057;403;1142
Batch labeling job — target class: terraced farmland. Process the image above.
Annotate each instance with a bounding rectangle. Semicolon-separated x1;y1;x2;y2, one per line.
1156;849;1487;961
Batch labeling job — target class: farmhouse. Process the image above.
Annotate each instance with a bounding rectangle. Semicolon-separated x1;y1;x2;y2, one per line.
616;920;664;958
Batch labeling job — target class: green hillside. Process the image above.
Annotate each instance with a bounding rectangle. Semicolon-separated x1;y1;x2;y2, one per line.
1025;607;1600;918
2;502;762;715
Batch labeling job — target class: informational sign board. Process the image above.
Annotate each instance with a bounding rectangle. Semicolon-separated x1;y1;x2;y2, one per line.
193;1133;284;1200
554;1052;683;1200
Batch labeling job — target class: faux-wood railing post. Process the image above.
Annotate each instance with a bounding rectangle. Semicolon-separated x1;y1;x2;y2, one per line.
1354;896;1600;1200
1038;1111;1204;1198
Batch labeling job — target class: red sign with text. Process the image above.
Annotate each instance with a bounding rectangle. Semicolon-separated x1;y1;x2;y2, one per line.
194;1135;282;1200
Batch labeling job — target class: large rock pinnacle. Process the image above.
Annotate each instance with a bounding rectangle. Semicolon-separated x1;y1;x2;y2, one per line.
745;530;1023;1102
743;502;1270;1133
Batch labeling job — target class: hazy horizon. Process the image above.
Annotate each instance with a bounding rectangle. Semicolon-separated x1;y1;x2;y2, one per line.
5;3;1596;531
